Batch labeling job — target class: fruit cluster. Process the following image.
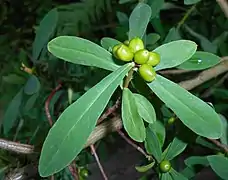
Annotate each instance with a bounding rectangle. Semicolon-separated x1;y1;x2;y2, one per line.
112;37;161;83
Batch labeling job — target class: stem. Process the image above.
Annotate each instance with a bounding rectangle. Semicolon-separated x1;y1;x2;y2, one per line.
207;138;228;153
177;5;196;29
90;144;108;180
123;68;134;88
117;130;152;161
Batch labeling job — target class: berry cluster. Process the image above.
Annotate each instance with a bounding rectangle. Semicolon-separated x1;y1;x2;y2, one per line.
112;37;161;83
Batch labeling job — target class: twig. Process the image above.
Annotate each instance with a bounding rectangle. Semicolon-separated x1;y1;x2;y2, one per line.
177;4;196;29
159;69;193;75
178;57;228;90
207;138;228;153
201;72;228;98
123;68;134;88
117;130;152;160
97;98;121;124
216;0;228;18
90;144;108;180
45;83;62;126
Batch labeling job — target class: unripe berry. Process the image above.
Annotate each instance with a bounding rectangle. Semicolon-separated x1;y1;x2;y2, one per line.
134;49;149;65
159;160;171;173
147;52;161;66
129;37;144;53
138;64;156;82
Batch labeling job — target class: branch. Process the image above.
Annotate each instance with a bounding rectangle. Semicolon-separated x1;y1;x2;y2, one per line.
207;138;228;153
0;138;34;154
178;57;228;90
159;69;192;75
217;0;228;18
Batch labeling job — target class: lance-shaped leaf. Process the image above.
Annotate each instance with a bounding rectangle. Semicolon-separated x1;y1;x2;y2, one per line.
33;8;58;61
185;156;209;167
148;75;222;139
100;37;121;51
135;161;155;173
145;127;162;162
48;36;120;71
153;40;197;71
3;89;23;135
133;93;156;124
149;121;166;147
122;88;146;142
128;3;152;39
177;51;220;70
162;137;187;160
38;63;133;177
207;155;228;180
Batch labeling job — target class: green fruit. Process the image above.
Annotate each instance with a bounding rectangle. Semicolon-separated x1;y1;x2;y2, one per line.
124;40;129;45
159;160;171;173
138;64;156;82
80;168;89;178
147;52;161;66
129;37;144;53
134;49;149;64
168;117;176;125
112;44;121;58
116;44;134;62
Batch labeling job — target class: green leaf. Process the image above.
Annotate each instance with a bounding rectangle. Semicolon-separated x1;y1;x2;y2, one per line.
145;127;162;162
184;0;201;5
122;88;146;142
219;114;228;145
163;137;187;160
207;155;228;180
48;36;120;72
196;136;220;151
184;25;217;54
149;121;166;147
135;161;155;173
153;40;197;71
24;93;39;112
170;168;188;180
128;3;152;39
147;0;165;19
185;156;209;167
116;11;128;25
3;89;23;135
2;74;26;85
148;75;222;139
24;75;40;95
133;93;156;124
161;172;172;180
38;63;133;177
32;8;58;61
146;33;160;45
119;0;132;4
177;51;220;70
181;166;196;179
100;37;121;51
163;27;182;44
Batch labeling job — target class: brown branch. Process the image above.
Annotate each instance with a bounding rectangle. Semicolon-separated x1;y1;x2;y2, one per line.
45;83;62;126
201;72;228;98
207;138;228;153
159;69;193;75
90;144;108;180
97;98;121;124
117;130;152;160
0;138;34;154
178;57;228;90
217;0;228;18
